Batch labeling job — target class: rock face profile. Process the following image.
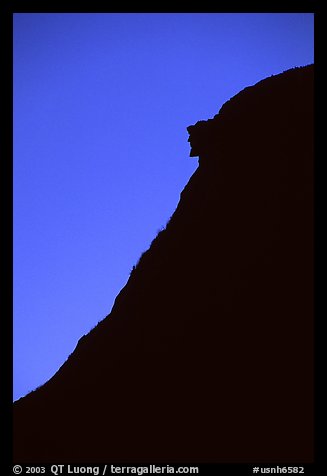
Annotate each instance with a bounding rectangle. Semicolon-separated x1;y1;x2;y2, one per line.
13;65;314;464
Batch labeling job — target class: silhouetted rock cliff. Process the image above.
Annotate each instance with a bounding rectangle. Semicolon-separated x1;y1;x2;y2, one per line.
13;65;314;464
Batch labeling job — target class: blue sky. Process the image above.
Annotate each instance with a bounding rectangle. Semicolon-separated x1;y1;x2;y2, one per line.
13;13;314;401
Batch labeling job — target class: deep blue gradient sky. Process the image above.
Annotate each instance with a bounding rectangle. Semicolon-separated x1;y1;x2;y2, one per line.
13;13;314;401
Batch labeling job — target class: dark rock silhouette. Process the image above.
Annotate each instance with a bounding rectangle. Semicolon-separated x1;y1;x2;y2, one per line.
13;65;314;464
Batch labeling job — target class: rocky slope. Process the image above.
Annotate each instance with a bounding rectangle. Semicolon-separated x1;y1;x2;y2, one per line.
13;65;314;463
